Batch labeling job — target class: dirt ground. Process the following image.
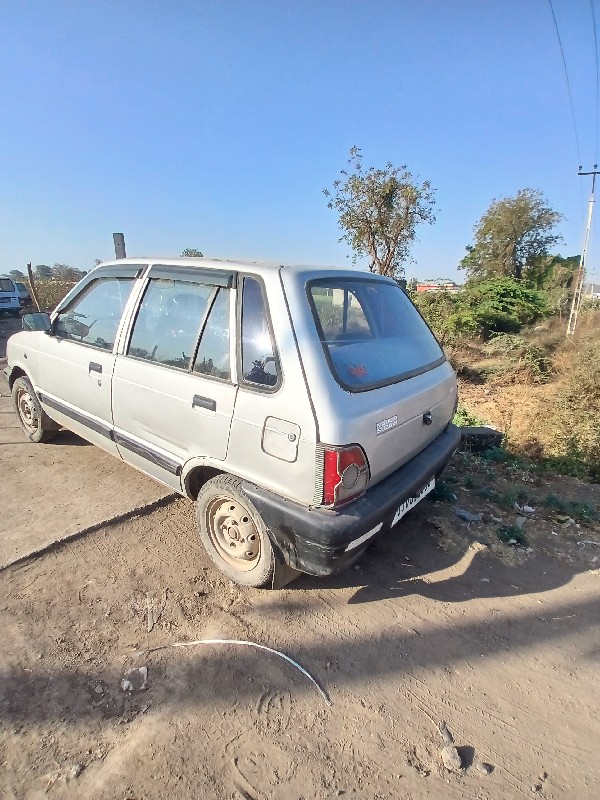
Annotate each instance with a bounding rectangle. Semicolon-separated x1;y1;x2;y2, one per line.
0;315;172;567
1;314;600;799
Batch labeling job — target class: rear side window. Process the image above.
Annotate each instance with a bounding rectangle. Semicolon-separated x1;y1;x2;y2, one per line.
55;278;135;350
309;279;444;391
240;277;279;388
0;278;15;292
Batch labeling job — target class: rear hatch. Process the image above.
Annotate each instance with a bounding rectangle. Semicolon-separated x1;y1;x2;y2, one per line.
306;276;457;486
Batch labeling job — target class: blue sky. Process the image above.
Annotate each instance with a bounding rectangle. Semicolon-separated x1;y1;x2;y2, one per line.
1;0;598;281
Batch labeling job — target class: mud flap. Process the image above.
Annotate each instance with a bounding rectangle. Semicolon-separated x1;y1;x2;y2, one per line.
271;551;301;589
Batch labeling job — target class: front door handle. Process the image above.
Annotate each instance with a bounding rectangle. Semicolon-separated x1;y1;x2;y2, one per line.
89;362;102;374
192;395;216;412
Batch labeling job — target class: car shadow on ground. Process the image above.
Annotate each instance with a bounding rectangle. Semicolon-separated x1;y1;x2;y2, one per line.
0;590;598;725
49;430;92;446
291;504;589;605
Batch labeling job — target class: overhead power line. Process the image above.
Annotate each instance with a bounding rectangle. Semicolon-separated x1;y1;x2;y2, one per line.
591;0;600;162
547;0;582;165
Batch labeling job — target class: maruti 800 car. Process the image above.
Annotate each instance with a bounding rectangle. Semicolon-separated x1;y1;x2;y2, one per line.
5;258;460;587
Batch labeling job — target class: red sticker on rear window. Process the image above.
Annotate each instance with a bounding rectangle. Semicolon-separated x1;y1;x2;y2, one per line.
349;365;367;377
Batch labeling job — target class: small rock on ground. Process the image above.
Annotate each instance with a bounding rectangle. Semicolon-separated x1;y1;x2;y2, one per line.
441;745;462;772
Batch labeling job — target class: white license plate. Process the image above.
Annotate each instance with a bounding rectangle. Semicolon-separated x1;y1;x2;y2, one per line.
391;477;435;527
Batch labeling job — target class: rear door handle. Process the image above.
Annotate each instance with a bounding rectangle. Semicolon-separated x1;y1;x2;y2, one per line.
89;362;102;374
192;394;216;412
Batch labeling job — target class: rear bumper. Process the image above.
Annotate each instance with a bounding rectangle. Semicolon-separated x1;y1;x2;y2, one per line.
242;424;461;576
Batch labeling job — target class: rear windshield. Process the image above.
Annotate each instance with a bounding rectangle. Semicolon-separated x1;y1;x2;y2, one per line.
0;278;15;292
308;278;444;391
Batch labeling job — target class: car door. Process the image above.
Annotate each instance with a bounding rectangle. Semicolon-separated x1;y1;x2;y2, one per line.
35;273;138;453
111;265;238;490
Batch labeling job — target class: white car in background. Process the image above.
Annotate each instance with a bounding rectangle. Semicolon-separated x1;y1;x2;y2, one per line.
0;276;20;317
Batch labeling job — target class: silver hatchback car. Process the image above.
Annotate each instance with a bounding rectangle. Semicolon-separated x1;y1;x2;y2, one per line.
5;258;460;587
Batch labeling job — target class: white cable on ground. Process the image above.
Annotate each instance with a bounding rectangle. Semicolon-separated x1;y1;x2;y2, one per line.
144;638;332;706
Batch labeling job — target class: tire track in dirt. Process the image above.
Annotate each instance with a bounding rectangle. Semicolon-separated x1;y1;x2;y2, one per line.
2;497;599;798
274;556;599;799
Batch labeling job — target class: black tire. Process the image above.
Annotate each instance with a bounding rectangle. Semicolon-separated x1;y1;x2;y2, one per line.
11;376;59;443
196;474;274;588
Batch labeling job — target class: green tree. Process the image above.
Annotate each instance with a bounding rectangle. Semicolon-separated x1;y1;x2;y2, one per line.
53;263;82;280
181;248;203;258
460;189;563;283
531;253;578;291
9;269;25;280
324;146;436;278
34;264;53;279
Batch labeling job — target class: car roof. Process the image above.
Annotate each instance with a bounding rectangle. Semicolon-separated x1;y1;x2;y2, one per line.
95;257;393;283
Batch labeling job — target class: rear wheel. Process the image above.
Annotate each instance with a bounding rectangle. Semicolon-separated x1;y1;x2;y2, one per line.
12;376;58;443
196;474;274;587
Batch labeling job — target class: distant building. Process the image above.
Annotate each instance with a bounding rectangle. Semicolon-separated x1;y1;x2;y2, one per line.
415;278;461;293
583;282;600;298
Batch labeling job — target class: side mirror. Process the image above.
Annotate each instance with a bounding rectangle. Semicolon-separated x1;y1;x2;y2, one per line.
22;312;52;332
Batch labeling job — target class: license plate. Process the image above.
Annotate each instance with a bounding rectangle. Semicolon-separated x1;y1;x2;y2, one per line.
391;477;435;527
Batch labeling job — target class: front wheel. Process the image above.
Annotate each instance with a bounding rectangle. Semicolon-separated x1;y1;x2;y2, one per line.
11;376;58;443
196;475;274;587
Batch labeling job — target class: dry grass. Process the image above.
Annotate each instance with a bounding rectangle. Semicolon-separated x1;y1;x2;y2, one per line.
456;308;600;481
26;279;77;312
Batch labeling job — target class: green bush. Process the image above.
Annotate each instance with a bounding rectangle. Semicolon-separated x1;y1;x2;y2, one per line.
452;404;486;427
415;277;548;344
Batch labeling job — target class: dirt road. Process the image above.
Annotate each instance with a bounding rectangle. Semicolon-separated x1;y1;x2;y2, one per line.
2;485;599;799
0;315;172;567
1;315;599;799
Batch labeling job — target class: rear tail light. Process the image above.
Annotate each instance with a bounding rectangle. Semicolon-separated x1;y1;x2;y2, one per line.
322;444;370;507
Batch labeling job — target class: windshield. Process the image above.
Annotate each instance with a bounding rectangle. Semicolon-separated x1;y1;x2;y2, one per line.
0;278;15;292
308;278;444;391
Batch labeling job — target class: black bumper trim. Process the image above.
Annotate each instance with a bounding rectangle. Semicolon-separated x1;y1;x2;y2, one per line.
242;424;461;576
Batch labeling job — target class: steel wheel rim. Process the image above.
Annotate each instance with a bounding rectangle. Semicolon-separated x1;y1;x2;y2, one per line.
17;387;39;434
206;495;261;572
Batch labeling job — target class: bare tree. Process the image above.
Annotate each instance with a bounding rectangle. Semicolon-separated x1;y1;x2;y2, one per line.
324;147;436;278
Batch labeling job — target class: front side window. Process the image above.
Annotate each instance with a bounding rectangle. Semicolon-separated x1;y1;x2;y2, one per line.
128;279;213;370
55;278;135;350
241;277;279;387
309;279;444;391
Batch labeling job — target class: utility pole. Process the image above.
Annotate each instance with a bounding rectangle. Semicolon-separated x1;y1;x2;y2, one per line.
567;167;599;336
113;233;126;259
